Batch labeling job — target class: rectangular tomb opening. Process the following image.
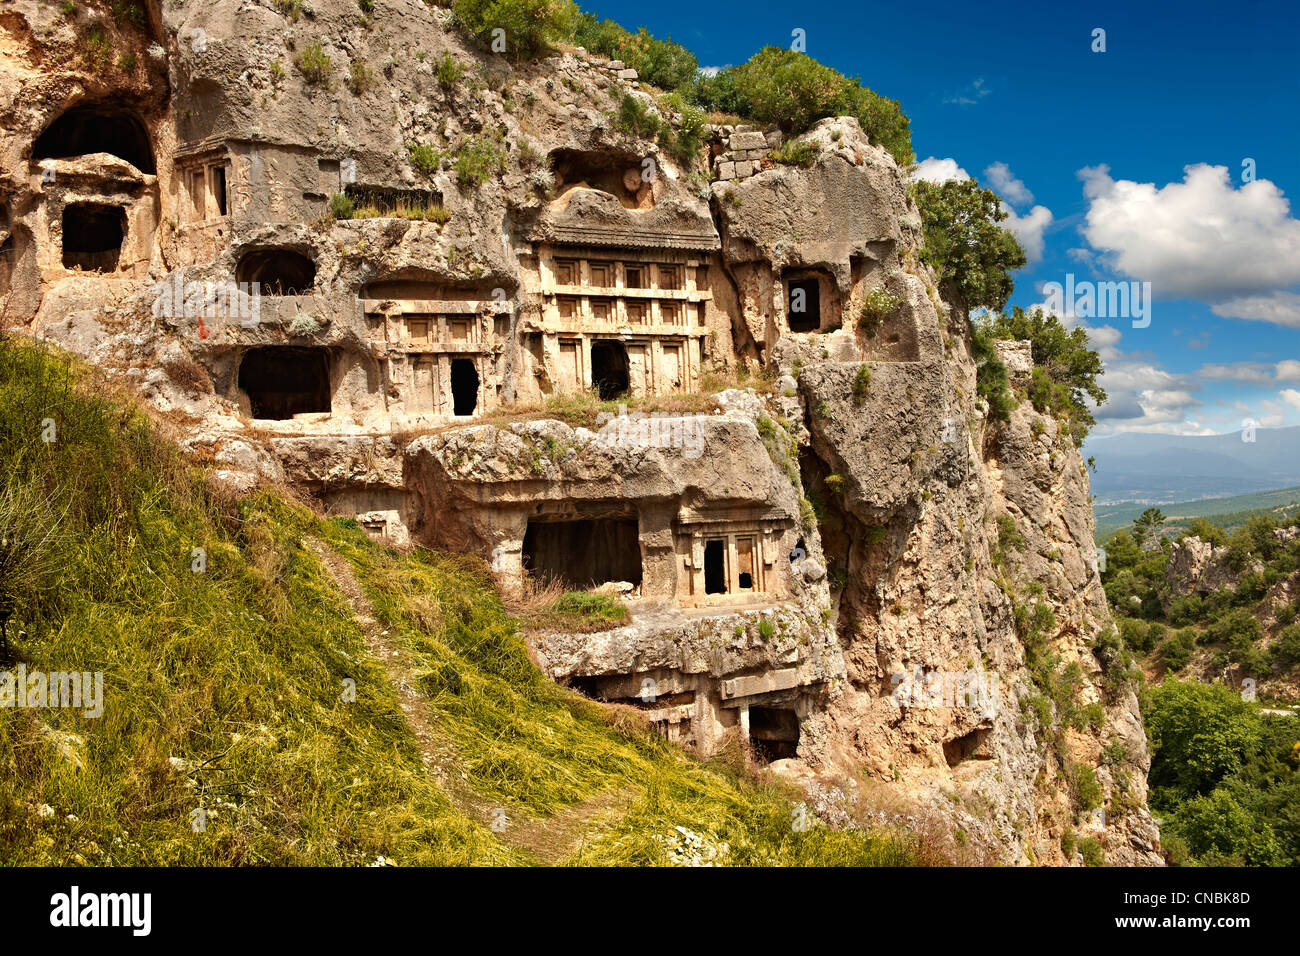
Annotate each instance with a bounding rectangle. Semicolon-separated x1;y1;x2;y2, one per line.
238;346;331;420
522;516;642;589
749;706;800;762
62;203;126;273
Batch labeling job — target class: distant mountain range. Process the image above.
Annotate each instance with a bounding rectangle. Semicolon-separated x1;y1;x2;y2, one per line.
1084;426;1300;504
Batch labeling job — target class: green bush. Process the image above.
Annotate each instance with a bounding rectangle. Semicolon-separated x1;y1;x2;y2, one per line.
346;58;375;95
656;92;707;166
1077;836;1105;867
1146;680;1263;801
1158;628;1196;671
453;136;505;186
615;92;662;140
1184;517;1227;547
570;14;698;91
452;0;576;59
1271;623;1300;669
770;139;819;168
1204;608;1262;650
851;365;871;405
294;43;332;86
858;287;901;336
328;192;356;220
408;143;444;176
983;306;1106;444
1166;789;1284;866
273;0;304;21
708;47;912;165
435;52;466;89
1167;594;1204;626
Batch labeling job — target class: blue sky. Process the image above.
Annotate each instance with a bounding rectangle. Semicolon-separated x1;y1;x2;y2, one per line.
584;0;1300;438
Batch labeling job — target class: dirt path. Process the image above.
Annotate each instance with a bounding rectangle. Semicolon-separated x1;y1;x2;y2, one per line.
307;538;634;864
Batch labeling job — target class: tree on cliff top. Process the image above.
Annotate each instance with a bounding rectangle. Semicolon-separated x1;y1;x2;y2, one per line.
690;47;914;166
913;178;1027;316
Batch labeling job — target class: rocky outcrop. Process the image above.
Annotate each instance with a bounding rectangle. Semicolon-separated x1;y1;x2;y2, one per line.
1165;535;1262;600
0;0;1161;865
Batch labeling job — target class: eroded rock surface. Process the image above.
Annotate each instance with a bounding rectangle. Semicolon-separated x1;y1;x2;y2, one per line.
0;0;1159;864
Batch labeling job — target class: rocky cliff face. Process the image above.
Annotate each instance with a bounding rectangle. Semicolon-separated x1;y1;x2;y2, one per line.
0;0;1159;863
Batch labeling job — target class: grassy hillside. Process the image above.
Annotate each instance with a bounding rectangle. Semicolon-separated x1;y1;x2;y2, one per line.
0;336;922;866
1095;487;1300;541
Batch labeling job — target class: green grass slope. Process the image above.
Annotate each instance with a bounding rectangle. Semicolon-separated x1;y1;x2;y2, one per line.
0;337;920;866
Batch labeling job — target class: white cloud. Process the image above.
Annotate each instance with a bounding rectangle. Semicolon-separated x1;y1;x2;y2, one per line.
910;156;969;184
1002;204;1053;264
698;66;722;78
943;77;990;106
1282;389;1300;415
983;162;1033;206
1077;163;1300;303
1198;362;1276;385
1084;324;1123;360
1211;291;1300;328
1276;360;1300;383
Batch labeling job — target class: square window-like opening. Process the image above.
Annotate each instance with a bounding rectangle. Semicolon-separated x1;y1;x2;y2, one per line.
750;707;800;762
62;203;126;272
624;265;643;289
238;346;331;420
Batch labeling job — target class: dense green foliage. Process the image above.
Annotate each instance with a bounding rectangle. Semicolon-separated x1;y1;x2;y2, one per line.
912;178;1026;314
1145;681;1299;866
1102;509;1300;679
1099;503;1300;866
570;13;698;90
689;47;913;166
453;0;576;59
610;91;706;167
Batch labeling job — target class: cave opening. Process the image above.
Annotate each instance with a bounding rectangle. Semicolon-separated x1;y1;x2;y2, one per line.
450;358;479;416
590;340;629;399
32;105;156;174
236;249;316;295
238;346;331;420
62;204;126;272
522;516;642;589
943;728;991;767
786;276;821;332
704;539;726;594
749;706;800;762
